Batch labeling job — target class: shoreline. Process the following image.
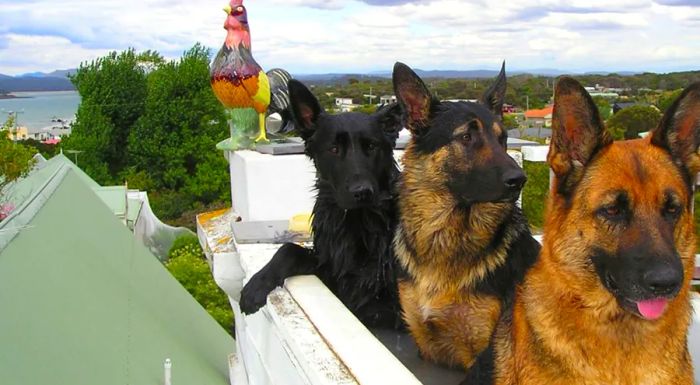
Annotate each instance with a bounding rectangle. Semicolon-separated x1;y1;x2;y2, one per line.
0;94;32;100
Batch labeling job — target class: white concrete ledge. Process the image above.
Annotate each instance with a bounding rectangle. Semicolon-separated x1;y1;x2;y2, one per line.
285;276;421;385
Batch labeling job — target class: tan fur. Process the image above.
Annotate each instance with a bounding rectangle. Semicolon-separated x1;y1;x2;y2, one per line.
395;139;523;368
494;138;695;385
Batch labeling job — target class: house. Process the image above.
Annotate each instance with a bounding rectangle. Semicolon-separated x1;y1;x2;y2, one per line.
524;106;554;128
4;125;29;140
379;95;397;106
0;153;234;385
502;104;516;114
334;97;361;112
612;101;645;114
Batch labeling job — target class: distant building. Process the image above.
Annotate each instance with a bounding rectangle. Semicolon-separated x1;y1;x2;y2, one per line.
524;106;554;128
379;95;397;106
502;104;516;114
5;126;28;140
335;97;360;112
588;91;619;98
612;101;639;114
442;99;479;103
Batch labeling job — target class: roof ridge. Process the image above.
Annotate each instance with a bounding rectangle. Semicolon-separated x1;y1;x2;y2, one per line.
0;163;70;252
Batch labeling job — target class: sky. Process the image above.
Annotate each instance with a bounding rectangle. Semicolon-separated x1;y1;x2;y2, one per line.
0;0;699;76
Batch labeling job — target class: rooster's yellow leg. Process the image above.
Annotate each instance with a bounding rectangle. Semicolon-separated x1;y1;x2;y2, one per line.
254;113;269;143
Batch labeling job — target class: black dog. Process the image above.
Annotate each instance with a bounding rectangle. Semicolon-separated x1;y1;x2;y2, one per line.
240;79;404;329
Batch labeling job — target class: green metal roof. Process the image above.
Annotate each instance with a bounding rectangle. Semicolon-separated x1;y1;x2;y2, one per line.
0;169;233;384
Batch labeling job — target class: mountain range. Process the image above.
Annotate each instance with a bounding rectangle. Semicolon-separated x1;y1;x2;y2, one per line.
0;70;76;92
1;67;643;93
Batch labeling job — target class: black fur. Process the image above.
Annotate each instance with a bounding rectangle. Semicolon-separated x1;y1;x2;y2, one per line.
473;209;541;300
240;80;404;329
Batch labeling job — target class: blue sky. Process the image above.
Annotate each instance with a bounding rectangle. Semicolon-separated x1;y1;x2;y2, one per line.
0;0;699;75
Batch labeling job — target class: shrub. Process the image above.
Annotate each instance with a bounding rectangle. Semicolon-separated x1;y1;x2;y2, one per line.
522;161;549;231
166;236;234;335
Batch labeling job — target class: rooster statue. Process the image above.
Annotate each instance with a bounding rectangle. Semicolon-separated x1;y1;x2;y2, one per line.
211;0;293;148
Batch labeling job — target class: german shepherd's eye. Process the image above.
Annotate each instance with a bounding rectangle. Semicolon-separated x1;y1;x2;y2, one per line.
460;133;472;143
596;192;629;222
663;201;682;220
597;204;627;222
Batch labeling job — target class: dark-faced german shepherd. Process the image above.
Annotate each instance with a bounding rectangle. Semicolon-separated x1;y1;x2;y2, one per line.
392;62;540;370
239;79;404;329
475;78;700;385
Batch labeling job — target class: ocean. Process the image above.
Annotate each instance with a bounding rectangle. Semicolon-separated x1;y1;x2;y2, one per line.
0;91;80;131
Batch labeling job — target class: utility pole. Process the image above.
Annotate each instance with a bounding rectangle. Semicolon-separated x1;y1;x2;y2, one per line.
65;150;83;167
364;87;376;104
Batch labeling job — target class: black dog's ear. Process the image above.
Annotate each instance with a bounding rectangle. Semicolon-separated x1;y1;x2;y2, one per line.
393;62;434;136
288;79;322;140
374;102;403;145
650;82;700;176
481;61;506;118
548;76;612;196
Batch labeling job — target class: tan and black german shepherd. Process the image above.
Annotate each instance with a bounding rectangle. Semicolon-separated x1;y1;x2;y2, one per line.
392;62;540;370
468;77;700;385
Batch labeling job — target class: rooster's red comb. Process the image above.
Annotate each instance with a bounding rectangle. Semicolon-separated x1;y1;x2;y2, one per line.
229;0;243;6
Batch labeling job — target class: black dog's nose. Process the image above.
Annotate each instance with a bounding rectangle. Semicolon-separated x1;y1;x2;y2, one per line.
503;170;527;191
642;262;683;296
349;183;374;202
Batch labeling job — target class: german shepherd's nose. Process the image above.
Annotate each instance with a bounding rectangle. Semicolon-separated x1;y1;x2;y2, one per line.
642;261;683;297
503;169;527;191
349;182;374;203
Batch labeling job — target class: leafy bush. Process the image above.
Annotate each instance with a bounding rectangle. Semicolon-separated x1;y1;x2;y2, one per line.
166;236;234;335
522;161;549;231
606;105;661;140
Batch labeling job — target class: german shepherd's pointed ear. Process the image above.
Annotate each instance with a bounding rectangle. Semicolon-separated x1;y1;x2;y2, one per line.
374;102;403;146
548;76;612;196
393;62;434;136
481;61;506;118
650;82;700;176
288;79;323;140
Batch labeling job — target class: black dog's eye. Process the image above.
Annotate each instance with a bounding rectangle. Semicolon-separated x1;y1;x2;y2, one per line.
329;145;339;154
367;142;376;151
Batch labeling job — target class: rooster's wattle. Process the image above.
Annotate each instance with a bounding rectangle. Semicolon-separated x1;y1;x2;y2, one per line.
211;0;270;145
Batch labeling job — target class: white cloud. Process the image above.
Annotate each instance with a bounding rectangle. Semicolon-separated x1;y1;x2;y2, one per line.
0;0;698;75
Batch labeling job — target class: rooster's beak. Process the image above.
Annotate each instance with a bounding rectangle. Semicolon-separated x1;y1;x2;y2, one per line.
223;5;232;14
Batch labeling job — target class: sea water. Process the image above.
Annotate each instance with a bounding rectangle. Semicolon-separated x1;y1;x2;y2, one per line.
0;91;80;130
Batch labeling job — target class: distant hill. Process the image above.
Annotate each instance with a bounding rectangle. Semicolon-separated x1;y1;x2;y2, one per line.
293;68;644;84
0;69;76;92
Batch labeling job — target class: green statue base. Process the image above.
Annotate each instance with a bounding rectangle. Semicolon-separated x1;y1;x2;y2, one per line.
218;108;266;151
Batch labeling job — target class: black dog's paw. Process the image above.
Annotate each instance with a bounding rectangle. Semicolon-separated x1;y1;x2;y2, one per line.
240;275;280;315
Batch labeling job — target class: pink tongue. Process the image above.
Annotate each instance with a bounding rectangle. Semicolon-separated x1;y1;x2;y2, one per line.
636;298;668;320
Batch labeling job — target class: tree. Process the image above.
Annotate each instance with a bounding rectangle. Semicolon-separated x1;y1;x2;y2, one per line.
127;44;229;216
63;49;151;184
606;105;661;140
657;89;683;114
593;96;612;120
0;116;36;219
354;104;377;115
502;114;519;130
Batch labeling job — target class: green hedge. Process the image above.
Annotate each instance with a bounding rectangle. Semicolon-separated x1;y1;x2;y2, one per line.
522;161;549;231
166;236;234;335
